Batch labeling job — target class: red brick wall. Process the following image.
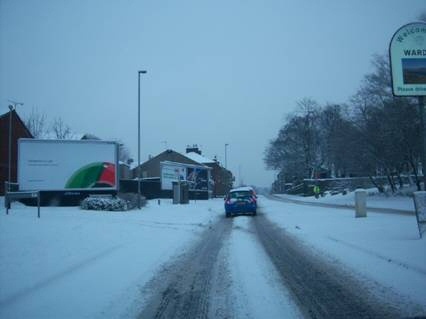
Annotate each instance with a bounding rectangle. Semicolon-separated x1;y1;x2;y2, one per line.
0;110;33;194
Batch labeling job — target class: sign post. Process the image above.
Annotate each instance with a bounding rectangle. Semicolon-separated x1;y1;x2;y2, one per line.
419;95;426;189
390;22;426;190
413;191;426;238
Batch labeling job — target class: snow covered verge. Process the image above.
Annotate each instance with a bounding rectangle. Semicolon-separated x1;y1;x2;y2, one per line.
261;196;426;314
2;194;425;318
0;198;222;319
274;188;415;212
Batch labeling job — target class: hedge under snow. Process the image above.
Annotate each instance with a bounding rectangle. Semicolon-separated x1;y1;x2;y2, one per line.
81;197;130;211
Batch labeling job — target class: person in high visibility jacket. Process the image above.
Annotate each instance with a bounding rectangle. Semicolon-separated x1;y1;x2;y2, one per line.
313;185;320;198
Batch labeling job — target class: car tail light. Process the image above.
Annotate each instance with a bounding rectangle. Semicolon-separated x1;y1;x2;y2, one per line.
250;196;256;203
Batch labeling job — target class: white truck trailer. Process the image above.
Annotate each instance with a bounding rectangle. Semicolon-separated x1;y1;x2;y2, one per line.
18;139;119;205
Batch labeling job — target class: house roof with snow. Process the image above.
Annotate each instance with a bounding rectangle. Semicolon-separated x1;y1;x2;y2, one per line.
132;149;206;179
185;151;216;164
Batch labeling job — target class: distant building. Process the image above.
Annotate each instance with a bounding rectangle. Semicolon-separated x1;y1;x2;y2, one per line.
185;146;233;196
119;162;132;180
132;149;201;179
0;110;33;194
130;146;234;198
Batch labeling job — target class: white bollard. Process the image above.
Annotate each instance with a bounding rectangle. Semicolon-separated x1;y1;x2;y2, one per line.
355;189;367;218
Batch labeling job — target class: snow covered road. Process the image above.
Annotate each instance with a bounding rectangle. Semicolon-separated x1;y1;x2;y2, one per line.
138;215;303;319
227;216;302;319
1;196;425;318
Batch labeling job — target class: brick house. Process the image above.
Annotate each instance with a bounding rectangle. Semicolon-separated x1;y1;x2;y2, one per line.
184;146;233;196
0;110;33;194
132;149;201;179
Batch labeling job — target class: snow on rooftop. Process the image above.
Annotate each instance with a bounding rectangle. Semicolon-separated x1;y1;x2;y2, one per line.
232;186;254;192
37;132;99;140
185;152;215;164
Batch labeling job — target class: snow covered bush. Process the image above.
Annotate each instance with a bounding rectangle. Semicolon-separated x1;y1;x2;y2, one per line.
80;196;130;211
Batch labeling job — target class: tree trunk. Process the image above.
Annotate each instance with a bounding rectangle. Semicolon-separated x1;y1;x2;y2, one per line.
369;176;384;193
386;171;396;193
397;172;404;189
408;158;421;191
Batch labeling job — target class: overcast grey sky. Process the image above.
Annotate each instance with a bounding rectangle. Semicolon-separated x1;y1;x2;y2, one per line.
1;0;424;187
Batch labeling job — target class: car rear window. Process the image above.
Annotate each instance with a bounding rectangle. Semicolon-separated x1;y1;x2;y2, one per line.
229;191;252;199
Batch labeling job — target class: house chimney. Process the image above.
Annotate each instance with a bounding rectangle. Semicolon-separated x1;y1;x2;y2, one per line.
186;144;201;155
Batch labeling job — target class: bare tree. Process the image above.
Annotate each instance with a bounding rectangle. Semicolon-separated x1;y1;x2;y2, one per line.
51;117;72;139
25;107;47;138
267;53;422;193
350;54;421;191
264;98;324;183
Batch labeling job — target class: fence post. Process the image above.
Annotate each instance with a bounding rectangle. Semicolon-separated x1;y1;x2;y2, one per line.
37;191;41;218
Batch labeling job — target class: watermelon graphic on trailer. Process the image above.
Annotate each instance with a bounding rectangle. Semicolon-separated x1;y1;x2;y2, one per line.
65;162;116;188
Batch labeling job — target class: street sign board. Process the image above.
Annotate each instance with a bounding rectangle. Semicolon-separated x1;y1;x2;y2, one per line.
389;22;426;96
160;161;211;191
160;162;187;190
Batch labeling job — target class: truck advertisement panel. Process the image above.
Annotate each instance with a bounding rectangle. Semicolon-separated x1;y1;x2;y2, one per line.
160;161;210;191
18;139;118;191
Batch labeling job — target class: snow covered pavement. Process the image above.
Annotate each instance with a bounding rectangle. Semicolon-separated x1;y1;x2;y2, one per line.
273;190;415;212
0;199;220;319
261;196;426;316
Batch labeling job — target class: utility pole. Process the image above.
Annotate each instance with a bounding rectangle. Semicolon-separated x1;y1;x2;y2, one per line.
137;70;147;209
224;143;229;169
238;164;243;186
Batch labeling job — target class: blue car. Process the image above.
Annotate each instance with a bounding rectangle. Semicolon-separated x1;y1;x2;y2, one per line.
224;187;257;217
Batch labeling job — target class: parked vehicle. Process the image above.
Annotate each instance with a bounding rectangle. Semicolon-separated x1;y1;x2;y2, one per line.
224;187;257;217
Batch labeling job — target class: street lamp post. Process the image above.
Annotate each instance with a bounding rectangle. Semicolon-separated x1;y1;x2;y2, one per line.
137;70;147;209
7;101;23;192
224;143;229;169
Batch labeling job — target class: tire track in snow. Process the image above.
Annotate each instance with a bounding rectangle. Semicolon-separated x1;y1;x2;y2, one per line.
254;213;402;319
228;216;303;319
137;216;233;319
